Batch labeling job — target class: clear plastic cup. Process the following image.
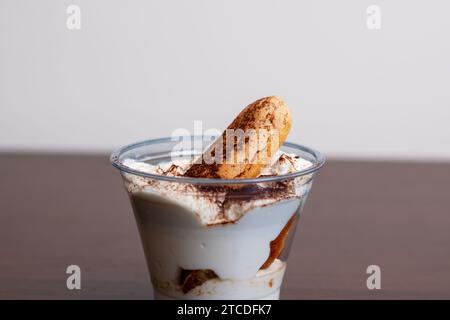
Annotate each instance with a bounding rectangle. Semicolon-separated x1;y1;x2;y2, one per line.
111;136;325;300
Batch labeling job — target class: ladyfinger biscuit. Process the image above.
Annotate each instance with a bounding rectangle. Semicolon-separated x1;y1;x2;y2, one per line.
179;269;218;293
184;96;292;179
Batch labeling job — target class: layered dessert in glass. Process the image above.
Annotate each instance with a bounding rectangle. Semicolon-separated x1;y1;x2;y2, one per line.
111;96;325;299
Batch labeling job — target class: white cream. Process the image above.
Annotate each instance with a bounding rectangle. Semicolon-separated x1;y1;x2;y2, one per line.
260;151;313;176
134;193;299;282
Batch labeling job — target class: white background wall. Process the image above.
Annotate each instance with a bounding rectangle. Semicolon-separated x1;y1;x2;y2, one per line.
1;0;449;160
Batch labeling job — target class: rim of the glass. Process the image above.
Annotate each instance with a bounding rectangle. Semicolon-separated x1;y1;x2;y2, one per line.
110;136;326;185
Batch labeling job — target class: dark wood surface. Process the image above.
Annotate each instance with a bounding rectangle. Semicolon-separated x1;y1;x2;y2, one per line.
1;154;449;299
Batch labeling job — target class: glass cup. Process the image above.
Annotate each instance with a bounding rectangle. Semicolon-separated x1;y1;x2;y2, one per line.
111;136;325;300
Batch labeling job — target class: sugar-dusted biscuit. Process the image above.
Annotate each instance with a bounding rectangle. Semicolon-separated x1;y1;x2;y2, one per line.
184;96;292;179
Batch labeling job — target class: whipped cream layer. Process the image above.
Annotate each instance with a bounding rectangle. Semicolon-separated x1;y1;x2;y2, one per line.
122;152;313;226
124;151;311;178
134;194;299;281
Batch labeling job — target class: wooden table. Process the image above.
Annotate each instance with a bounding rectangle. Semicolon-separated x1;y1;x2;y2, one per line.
1;154;449;299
